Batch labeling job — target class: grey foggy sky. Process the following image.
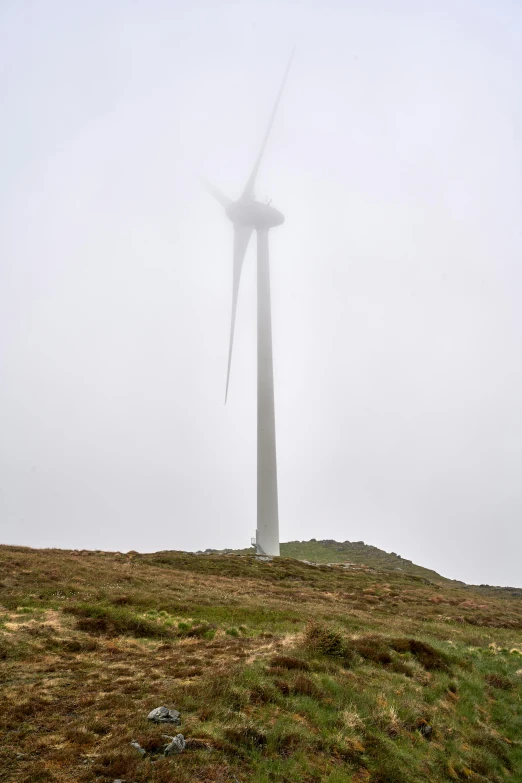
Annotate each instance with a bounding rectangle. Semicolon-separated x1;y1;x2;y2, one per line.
1;0;521;587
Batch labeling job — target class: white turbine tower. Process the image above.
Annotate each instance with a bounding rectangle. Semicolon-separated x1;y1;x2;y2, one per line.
204;53;294;557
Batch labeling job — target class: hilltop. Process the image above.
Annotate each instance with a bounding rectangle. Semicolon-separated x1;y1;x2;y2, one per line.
211;539;455;584
0;543;521;783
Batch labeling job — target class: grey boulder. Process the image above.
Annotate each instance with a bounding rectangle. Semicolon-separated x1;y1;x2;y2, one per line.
163;733;186;755
147;706;181;725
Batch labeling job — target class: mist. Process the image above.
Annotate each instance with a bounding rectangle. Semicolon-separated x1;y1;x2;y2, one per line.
1;0;521;587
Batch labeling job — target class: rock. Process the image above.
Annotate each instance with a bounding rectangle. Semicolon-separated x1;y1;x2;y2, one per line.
147;706;181;725
163;733;186;755
420;724;433;738
130;740;146;756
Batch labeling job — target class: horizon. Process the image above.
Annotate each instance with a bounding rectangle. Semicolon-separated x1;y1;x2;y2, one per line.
1;538;520;590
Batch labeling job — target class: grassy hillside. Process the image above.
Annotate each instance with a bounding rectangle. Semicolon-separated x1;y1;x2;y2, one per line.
215;539;454;583
1;544;521;783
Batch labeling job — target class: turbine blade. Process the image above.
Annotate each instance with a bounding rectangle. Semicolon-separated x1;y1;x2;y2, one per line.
201;177;233;208
225;225;253;403
240;48;295;202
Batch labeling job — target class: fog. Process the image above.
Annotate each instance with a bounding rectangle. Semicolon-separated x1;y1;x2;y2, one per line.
1;0;521;586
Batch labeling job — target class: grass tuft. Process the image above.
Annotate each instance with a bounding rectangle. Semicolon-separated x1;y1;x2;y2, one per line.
63;604;169;638
269;654;311;671
303;621;351;661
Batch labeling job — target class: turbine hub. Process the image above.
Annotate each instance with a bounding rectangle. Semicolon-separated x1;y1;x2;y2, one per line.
226;200;284;230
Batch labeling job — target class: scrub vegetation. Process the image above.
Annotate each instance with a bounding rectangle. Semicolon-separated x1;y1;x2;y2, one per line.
218;539;454;583
1;543;521;782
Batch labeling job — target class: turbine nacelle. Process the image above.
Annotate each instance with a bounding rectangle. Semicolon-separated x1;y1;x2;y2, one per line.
226;199;284;230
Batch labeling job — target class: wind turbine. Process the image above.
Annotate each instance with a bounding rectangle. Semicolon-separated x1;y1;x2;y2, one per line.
204;52;294;557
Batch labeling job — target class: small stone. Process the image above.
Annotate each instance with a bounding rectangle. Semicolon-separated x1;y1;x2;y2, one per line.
130;740;146;756
147;706;181;724
163;733;185;755
420;724;433;738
